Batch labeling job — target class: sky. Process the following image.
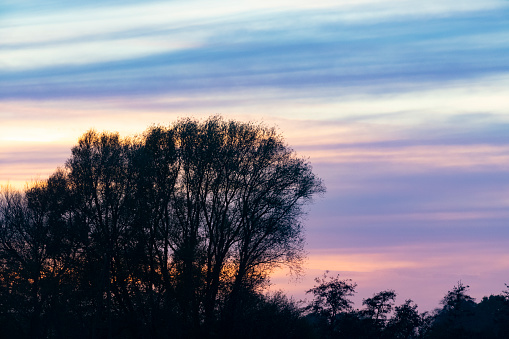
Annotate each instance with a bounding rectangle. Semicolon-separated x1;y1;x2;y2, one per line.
1;0;509;312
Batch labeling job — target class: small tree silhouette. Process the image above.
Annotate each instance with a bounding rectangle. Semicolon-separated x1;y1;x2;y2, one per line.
306;271;357;336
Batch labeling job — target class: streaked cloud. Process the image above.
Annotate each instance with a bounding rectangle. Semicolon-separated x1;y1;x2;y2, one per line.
310;144;509;171
271;241;509;311
2;1;508;98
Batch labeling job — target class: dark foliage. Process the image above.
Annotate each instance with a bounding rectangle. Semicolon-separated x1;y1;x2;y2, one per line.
2;116;509;338
0;116;324;339
305;271;357;338
304;277;509;339
422;282;509;339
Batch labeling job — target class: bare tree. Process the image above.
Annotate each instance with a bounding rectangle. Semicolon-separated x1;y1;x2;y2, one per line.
0;116;324;338
166;117;325;335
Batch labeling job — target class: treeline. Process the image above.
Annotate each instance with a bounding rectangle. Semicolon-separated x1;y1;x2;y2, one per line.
0;117;324;339
302;273;509;339
1;116;508;338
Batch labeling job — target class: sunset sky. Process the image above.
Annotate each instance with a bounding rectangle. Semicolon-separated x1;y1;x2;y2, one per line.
1;0;509;311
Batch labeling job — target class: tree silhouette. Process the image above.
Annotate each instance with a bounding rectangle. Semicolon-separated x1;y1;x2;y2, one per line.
425;281;477;339
305;271;357;337
385;299;421;339
0;188;43;337
361;289;397;325
0;116;324;338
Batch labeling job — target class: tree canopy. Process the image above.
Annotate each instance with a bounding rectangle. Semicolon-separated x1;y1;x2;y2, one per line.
0;116;324;339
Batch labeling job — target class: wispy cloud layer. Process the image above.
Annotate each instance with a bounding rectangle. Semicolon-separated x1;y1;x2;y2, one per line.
2;1;509;99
